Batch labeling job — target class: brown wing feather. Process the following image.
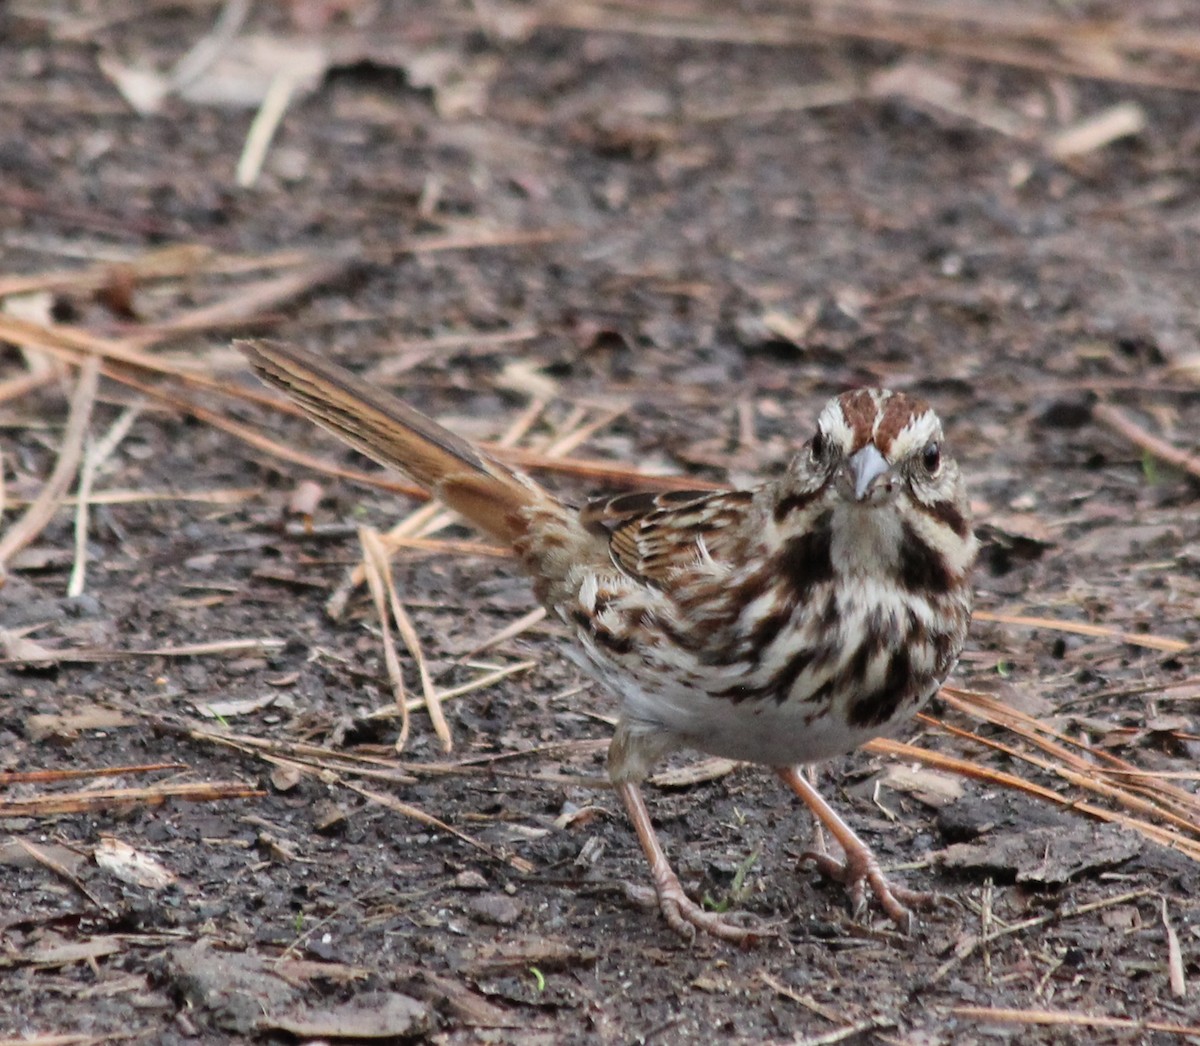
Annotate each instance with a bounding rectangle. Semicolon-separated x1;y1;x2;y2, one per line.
581;489;756;584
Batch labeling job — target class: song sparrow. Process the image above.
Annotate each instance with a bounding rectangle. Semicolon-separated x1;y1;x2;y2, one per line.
240;339;977;942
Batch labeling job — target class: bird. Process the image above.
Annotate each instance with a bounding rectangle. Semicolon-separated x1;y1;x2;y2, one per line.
238;338;977;942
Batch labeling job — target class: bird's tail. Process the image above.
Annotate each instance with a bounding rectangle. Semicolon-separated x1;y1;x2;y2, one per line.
238;339;566;547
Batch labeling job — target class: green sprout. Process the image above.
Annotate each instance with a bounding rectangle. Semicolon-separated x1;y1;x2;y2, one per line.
1141;450;1160;485
702;848;760;912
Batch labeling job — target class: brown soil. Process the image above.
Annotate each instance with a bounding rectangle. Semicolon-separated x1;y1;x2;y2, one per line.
2;3;1198;1044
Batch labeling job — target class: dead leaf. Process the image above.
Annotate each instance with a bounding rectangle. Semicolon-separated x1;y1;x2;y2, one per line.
453;937;597;979
0;839;88;875
270;765;304;792
195;693;277;719
26;707;134;742
267;992;431;1039
95;837;178;889
880;764;966;808
21;935;125;968
181;35;330;109
0;629;62;666
168;942;300;1035
937;823;1141;885
651;757;740;789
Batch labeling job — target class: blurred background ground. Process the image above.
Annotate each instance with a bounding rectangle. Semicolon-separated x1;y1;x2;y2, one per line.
1;2;1199;1043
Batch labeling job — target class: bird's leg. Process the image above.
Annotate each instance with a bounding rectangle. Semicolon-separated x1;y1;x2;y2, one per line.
800;765;829;857
610;723;765;943
776;766;932;931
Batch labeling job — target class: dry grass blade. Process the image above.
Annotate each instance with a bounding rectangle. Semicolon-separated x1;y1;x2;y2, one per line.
361;226;577;261
1093;401;1200;482
369;534;510;560
358;525;411;750
0;1035;129;1046
0;636;284;666
981;888;1153;945
344;780;535;874
408;660;536;711
950;1007;1200;1037
362;526;452;751
236;64;295;188
391;605;447;750
5;487;259;508
541;1;1200;92
1161;897;1187;998
69;403;142;597
0;312;362;464
0;365;61;405
0;781;263;817
457;607;548;660
124;260;351;345
0;355;99;575
942;688;1200;824
972;609;1189;653
926;713;1200;842
0;763;185;785
0;243;231;298
868;737;1200;861
330;502;448;618
159;716;420;783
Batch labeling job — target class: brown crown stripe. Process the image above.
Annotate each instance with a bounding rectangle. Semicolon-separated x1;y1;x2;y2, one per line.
873;396;931;456
837;389;880;452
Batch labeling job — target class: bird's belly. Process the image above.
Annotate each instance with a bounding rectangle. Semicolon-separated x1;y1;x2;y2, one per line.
567;644;935;767
560;573;966;769
626;674;928;766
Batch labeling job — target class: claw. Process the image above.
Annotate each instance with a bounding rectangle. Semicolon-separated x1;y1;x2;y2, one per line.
616;781;773;944
799;845;932;932
779;766;933;932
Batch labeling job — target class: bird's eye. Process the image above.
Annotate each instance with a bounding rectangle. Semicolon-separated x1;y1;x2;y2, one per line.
922;441;942;474
810;430;827;462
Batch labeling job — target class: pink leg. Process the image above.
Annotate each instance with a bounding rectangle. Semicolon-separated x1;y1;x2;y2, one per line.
616;781;766;943
776;766;931;931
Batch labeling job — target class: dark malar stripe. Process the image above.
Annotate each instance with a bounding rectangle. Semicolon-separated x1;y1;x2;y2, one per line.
898;521;955;594
777;511;835;598
913;497;971;540
773;489;817;523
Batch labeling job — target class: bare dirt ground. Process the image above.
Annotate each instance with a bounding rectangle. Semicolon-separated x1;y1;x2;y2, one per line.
2;2;1199;1043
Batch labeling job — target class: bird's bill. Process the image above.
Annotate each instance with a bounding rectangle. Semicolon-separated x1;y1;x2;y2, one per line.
848;443;890;501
